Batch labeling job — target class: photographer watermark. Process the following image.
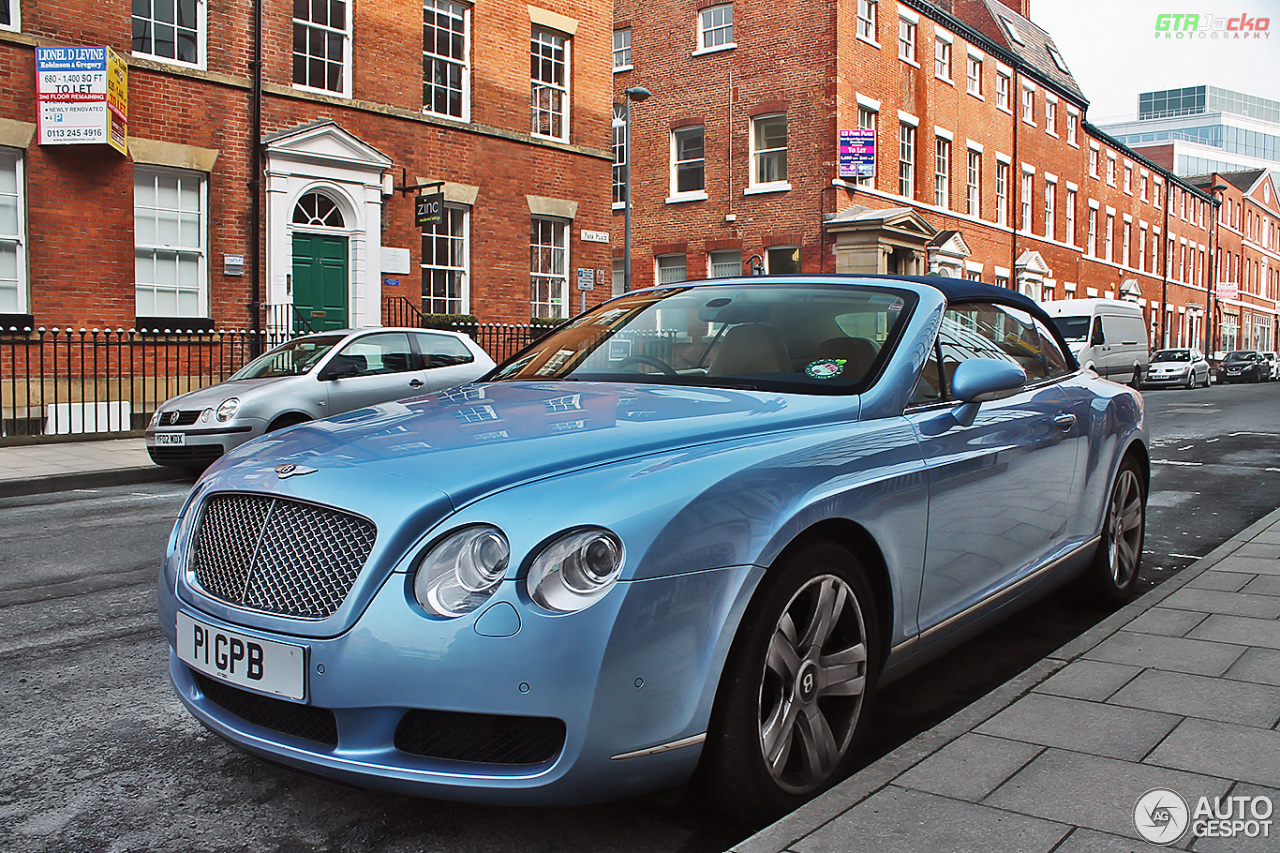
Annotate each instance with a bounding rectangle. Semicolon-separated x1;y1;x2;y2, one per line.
1135;789;1273;845
1154;12;1271;39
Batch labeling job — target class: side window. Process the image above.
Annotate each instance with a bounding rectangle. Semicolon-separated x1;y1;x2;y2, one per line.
415;333;475;368
1032;317;1071;378
333;333;415;376
910;302;1055;404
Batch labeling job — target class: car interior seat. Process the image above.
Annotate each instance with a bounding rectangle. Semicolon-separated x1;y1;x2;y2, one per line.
707;324;792;376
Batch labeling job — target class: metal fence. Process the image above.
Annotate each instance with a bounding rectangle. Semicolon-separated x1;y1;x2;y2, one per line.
0;303;562;440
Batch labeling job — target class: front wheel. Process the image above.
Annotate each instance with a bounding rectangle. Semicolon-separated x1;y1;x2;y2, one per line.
700;540;880;821
1089;457;1146;603
1186;371;1196;390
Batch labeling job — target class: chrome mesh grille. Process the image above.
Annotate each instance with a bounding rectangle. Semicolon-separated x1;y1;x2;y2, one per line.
191;494;377;619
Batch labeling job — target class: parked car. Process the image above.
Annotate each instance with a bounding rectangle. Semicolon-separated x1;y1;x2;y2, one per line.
1260;351;1280;381
159;276;1148;819
1144;347;1210;389
1042;298;1149;387
145;328;494;473
1215;350;1268;384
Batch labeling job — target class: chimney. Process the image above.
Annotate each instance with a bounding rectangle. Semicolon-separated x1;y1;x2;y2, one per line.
997;0;1031;17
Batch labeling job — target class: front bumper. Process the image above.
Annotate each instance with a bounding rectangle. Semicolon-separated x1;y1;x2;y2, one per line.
160;563;760;805
145;422;261;468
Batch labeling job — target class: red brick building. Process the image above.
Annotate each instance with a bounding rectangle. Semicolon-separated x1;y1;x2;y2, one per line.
1187;169;1280;355
0;0;613;333
612;0;1216;349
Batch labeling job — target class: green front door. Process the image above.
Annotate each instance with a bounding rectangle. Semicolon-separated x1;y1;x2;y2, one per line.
292;233;349;332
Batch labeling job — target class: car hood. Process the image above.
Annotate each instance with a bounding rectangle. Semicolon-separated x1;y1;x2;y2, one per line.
160;376;300;409
210;380;855;506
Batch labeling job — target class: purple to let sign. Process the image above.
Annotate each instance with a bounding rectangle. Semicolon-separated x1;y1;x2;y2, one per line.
839;129;876;179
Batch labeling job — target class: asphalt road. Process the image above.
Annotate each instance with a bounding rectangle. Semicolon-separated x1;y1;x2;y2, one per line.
0;379;1276;853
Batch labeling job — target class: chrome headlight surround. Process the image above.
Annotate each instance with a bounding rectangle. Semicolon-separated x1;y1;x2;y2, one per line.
215;397;240;422
528;528;625;614
414;525;511;618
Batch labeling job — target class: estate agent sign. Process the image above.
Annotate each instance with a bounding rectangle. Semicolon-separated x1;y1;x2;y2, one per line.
36;46;129;154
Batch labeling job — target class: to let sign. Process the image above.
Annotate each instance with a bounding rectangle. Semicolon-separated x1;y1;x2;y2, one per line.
415;191;444;228
36;46;128;154
838;129;875;179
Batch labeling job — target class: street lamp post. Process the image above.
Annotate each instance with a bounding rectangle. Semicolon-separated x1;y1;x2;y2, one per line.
622;86;651;293
1206;183;1228;358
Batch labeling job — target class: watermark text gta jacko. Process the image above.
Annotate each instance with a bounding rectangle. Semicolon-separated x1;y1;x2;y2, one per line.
1155;13;1271;38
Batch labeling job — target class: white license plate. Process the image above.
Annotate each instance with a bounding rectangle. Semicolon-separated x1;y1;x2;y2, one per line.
177;612;306;701
155;432;186;446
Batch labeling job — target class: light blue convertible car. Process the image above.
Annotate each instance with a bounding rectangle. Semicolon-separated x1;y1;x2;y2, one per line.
159;276;1147;817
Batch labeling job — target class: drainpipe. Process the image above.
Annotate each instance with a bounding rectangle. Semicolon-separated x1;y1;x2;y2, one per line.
249;0;264;355
1010;75;1019;291
1160;180;1170;348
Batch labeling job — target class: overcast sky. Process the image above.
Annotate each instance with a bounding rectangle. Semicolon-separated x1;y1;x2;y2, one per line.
1031;0;1280;122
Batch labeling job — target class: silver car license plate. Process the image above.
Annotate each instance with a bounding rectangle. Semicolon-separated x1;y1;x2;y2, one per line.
155;433;185;446
177;612;306;700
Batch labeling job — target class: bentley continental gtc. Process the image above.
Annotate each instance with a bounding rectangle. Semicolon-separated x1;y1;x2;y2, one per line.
159;276;1148;817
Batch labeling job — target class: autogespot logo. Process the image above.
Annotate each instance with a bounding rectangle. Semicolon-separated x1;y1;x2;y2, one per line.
1135;789;1190;844
1135;789;1276;844
1155;12;1272;39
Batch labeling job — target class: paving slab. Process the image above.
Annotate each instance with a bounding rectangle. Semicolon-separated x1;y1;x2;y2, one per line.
1160;588;1280;619
1108;669;1280;727
791;785;1071;853
1146;718;1280;789
894;733;1043;803
1223;647;1280;686
1083;631;1246;676
1034;659;1143;702
1123;606;1208;637
975;694;1180;761
1186;571;1254;592
1187;614;1280;650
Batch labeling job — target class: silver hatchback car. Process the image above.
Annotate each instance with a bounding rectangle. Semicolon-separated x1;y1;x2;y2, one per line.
146;328;494;473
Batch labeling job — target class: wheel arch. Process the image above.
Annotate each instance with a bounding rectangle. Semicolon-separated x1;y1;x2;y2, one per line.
267;411;313;432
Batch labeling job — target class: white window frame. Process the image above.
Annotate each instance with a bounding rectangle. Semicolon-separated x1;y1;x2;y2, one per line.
421;204;470;314
1122;219;1131;268
898;121;916;199
1066;109;1078;146
531;27;571;141
656;253;688;284
696;4;735;54
934;36;951;81
1021;85;1035;125
934;135;950;208
612;103;627;209
132;0;206;68
133;166;208;319
669;124;707;201
0;0;18;33
966;149;980;217
1020;170;1033;232
898;16;917;64
1123;162;1132;195
1088;144;1099;178
1065;188;1077;246
423;0;470;121
0;150;26;316
293;0;351;97
966;54;982;96
856;104;877;187
995;160;1009;226
1087;205;1098;257
709;249;741;278
1044;179;1056;239
995;70;1011;112
748;113;789;192
1044;98;1056;137
530;216;569;318
856;0;877;44
1106;153;1116;187
612;26;632;71
1138;225;1147;272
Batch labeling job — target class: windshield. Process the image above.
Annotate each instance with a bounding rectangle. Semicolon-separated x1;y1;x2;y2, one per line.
486;283;916;394
229;335;345;379
1153;350;1190;362
1050;316;1090;342
1225;351;1254;361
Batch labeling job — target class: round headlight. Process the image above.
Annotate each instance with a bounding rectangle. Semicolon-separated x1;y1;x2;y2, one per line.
147;409;162;429
215;397;240;422
414;525;510;617
528;528;625;614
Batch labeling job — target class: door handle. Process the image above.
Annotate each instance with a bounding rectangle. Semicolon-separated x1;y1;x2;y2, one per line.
1053;413;1077;432
409;378;424;388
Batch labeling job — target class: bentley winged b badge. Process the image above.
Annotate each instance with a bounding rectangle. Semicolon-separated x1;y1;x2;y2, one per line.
275;464;317;479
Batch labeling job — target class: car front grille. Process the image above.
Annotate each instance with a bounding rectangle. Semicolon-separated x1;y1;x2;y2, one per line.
190;494;377;619
193;671;338;746
395;709;567;766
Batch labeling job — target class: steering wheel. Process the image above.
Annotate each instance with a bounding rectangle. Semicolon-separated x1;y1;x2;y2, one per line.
617;355;677;375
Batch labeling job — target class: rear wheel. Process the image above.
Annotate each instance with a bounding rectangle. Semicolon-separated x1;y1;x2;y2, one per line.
700;540;880;821
1089;457;1146;603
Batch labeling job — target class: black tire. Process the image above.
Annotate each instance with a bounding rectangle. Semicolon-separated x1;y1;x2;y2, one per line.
267;414;310;433
1186;371;1196;390
1089;456;1146;603
700;540;880;822
1129;367;1142;389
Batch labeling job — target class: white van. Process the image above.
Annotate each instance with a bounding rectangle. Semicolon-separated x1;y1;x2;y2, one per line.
1042;298;1149;387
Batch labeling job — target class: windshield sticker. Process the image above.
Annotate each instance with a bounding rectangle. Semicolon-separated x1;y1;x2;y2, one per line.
805;359;846;379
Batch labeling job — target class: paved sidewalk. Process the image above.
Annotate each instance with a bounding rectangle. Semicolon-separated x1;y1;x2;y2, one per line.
735;507;1280;853
0;437;185;497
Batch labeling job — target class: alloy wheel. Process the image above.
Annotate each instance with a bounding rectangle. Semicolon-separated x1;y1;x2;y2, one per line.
1106;468;1144;588
757;574;868;795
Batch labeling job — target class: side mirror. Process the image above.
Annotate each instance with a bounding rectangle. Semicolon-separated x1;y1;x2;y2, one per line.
1091;325;1105;346
321;360;361;381
951;358;1027;404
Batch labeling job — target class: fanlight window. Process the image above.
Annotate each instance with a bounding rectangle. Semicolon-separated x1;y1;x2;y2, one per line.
293;192;345;227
